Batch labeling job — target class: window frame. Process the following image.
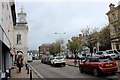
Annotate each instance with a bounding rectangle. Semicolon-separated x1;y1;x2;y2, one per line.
17;34;22;44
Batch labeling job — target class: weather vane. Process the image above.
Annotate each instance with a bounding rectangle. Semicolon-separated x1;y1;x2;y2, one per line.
21;6;24;13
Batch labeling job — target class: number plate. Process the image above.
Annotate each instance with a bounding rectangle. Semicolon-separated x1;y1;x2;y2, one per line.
105;64;113;67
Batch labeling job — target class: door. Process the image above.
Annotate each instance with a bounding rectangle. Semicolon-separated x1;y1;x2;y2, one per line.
83;59;91;72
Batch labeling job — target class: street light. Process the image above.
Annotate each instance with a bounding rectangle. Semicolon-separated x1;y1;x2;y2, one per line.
54;32;66;34
54;32;66;56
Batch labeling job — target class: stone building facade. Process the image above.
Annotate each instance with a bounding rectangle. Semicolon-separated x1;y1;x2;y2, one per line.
0;1;16;79
14;7;28;61
39;44;50;58
107;3;120;50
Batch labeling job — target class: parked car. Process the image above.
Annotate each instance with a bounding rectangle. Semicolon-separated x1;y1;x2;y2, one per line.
32;54;39;60
66;52;75;59
46;56;53;65
105;50;118;59
27;53;33;62
111;50;120;59
41;56;47;64
79;56;118;77
77;52;86;60
94;51;109;58
50;57;66;67
117;49;120;53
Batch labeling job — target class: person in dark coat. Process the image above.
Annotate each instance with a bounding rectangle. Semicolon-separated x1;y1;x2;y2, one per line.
17;55;23;73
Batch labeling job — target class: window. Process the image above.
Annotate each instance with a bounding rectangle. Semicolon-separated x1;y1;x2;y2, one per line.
114;25;117;33
2;3;4;9
17;34;21;44
112;13;116;21
85;59;90;62
90;58;99;62
7;4;9;10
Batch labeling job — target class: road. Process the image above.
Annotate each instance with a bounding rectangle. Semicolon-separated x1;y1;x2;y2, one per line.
30;60;120;79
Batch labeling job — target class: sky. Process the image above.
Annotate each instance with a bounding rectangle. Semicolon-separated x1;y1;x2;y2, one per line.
15;0;119;50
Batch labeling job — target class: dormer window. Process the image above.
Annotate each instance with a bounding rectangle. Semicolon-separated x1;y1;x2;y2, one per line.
112;13;117;21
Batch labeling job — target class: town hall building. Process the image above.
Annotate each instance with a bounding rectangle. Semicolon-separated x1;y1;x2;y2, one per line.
14;7;28;61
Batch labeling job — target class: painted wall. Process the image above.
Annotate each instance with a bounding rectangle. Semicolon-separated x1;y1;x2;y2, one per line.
14;24;28;61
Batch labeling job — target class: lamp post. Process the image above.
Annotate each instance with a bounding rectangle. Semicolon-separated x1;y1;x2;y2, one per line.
54;32;66;56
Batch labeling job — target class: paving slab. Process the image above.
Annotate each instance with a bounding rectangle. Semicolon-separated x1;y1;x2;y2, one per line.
10;66;38;79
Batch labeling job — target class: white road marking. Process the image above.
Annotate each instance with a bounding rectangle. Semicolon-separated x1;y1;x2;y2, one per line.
28;63;44;78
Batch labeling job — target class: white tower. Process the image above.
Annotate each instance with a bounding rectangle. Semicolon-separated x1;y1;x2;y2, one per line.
14;6;28;61
18;6;27;23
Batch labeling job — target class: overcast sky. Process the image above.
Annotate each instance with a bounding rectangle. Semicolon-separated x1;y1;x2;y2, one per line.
15;0;119;50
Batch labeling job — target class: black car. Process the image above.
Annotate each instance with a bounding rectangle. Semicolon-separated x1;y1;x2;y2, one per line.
46;57;53;65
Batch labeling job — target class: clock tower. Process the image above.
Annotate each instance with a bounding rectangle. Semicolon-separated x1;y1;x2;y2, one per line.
14;6;28;61
17;6;27;23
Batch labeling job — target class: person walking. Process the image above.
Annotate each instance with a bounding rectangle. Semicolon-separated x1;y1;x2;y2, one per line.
16;54;23;73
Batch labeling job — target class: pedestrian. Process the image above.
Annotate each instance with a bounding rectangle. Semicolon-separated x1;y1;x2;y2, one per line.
16;54;23;73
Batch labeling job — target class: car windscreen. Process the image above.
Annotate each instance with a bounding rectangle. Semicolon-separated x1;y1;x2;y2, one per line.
98;57;113;62
106;51;113;54
82;54;86;56
96;52;103;55
56;57;63;59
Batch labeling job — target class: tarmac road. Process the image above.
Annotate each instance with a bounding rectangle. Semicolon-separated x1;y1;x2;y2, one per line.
29;60;120;79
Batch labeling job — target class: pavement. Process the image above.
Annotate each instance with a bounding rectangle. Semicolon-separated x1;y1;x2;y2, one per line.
10;65;38;79
65;59;120;73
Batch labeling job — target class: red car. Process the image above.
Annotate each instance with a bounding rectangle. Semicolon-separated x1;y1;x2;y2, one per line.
79;56;118;77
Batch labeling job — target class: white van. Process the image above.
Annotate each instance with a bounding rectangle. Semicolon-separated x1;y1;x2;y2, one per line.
27;53;33;62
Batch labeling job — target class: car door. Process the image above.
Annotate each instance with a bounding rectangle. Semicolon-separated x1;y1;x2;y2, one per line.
88;58;99;72
85;58;98;72
82;58;91;72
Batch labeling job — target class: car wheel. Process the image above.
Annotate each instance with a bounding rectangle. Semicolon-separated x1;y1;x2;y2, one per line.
79;67;83;73
93;69;99;77
63;64;66;67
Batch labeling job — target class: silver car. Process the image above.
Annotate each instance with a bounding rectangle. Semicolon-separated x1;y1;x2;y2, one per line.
105;50;118;59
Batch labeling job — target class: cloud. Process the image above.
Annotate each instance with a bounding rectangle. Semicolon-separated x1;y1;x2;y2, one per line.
14;0;119;3
15;2;118;50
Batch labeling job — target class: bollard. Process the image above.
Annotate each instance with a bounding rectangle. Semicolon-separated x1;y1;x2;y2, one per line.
27;67;29;74
30;70;32;80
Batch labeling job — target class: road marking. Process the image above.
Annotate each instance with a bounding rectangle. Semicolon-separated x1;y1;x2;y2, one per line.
28;63;44;78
